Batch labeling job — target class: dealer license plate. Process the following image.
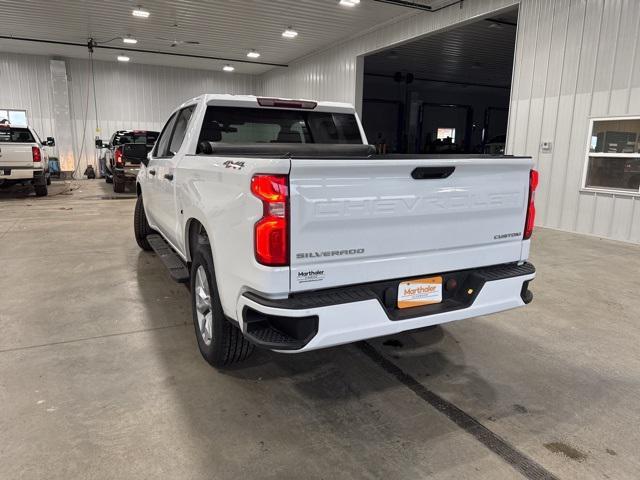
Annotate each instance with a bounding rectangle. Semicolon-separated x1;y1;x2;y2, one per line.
397;276;442;309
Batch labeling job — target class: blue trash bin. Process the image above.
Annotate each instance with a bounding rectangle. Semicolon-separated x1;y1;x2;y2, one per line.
49;157;60;177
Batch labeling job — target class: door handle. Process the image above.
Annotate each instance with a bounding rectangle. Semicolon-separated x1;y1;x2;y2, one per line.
148;169;156;176
411;166;455;179
164;173;174;181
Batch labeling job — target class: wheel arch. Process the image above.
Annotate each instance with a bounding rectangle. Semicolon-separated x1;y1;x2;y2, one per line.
185;217;210;263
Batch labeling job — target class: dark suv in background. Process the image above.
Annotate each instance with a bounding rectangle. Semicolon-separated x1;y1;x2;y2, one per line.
99;130;158;193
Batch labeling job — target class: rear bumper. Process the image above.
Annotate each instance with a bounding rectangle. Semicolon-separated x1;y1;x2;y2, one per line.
0;166;42;181
237;262;535;352
114;166;140;181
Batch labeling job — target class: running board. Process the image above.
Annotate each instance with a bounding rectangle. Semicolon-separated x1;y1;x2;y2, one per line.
146;234;190;283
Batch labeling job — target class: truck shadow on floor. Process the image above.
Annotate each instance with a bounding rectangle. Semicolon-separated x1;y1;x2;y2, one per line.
96;178;137;195
133;275;501;476
0;184;34;198
134;250;496;404
0;180;70;199
132;251;631;478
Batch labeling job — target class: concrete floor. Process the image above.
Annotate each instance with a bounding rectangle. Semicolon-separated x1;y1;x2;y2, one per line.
1;180;639;480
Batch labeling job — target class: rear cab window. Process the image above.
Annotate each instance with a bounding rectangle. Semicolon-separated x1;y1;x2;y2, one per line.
0;127;35;143
114;131;159;146
198;107;363;145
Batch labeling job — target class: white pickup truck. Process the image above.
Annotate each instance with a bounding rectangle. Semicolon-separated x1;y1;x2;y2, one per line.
134;94;537;368
0;123;54;196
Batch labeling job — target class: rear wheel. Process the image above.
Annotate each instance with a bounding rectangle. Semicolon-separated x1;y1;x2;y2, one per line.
34;181;48;197
190;239;254;368
134;195;153;251
113;176;125;193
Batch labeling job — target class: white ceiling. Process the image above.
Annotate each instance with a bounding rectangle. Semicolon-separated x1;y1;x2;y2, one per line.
364;8;518;88
0;0;418;75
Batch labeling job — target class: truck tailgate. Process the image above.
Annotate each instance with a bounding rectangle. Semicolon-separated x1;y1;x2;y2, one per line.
0;143;33;167
289;157;533;292
121;143;152;165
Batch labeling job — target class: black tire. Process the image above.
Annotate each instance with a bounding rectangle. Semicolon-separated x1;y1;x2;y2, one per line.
34;183;48;197
190;240;254;368
134;195;153;251
113;177;125;193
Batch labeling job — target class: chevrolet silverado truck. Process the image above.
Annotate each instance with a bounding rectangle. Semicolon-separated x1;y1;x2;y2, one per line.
134;94;538;368
99;129;158;192
0;123;54;196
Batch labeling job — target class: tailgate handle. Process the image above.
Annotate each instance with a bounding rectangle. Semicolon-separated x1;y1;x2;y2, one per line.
411;166;455;180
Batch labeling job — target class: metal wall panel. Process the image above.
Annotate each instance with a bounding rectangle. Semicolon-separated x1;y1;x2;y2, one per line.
0;53;54;141
508;0;640;243
66;57;257;175
0;52;257;176
259;0;640;243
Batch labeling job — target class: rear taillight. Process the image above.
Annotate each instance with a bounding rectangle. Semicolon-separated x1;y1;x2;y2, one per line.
114;146;124;167
524;169;539;240
32;146;41;163
251;174;289;266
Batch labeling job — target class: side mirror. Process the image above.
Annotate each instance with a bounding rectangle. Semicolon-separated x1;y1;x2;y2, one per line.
46;137;56;147
95;139;103;148
198;141;214;154
142;155;150;167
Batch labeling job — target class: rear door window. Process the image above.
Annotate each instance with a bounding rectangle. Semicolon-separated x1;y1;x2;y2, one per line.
169;106;195;155
154;114;178;158
198;107;362;145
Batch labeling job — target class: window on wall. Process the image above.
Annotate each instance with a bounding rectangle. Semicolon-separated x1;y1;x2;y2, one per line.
437;127;456;143
0;109;28;127
584;118;640;194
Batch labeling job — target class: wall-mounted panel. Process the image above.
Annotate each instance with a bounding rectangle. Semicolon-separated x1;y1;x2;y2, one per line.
49;60;75;171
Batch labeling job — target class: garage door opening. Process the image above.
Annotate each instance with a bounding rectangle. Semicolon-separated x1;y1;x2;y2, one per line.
361;7;518;155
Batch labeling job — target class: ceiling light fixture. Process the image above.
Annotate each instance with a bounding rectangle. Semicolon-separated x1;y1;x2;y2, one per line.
223;65;235;72
132;7;150;18
117;55;130;62
339;0;360;6
123;37;138;44
247;50;261;59
282;27;298;39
